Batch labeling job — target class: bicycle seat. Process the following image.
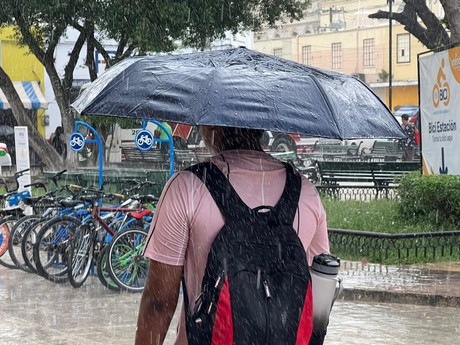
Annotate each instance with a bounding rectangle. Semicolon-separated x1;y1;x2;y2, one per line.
129;209;153;219
60;199;84;208
24;196;56;206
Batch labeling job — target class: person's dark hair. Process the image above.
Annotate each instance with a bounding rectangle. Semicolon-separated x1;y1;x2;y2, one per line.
401;114;410;121
55;126;63;135
218;127;264;151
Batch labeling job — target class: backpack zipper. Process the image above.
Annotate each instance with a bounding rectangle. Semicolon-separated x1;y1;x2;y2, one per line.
263;277;272;344
263;280;272;299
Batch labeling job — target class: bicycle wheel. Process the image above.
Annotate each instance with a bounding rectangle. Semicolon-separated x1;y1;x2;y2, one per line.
21;218;49;273
107;227;149;293
0;218;20;269
33;216;80;283
8;215;41;272
96;244;121;291
67;225;94;288
0;220;10;258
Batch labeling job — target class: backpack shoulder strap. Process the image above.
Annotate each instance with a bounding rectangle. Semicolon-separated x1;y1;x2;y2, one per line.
186;162;251;221
186;161;302;224
273;162;302;225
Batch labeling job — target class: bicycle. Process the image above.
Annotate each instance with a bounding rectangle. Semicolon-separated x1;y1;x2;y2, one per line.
31;190;91;282
8;170;69;272
0;170;47;269
68;183;157;289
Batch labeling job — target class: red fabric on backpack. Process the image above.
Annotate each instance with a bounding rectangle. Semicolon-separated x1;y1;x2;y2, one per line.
296;281;314;344
211;278;233;345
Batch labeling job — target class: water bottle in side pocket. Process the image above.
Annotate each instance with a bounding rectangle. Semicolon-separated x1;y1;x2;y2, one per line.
309;253;343;345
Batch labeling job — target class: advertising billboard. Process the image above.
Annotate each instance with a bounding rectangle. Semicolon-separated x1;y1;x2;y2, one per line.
419;46;460;175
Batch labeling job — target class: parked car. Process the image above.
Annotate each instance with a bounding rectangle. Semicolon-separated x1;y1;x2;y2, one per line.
261;131;301;152
172;125;305;153
394;105;419;125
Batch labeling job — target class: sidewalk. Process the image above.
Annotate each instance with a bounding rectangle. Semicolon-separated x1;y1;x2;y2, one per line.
338;260;460;307
1;261;460;344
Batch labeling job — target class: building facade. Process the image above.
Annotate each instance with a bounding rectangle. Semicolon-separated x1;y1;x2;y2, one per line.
0;26;48;137
254;0;444;111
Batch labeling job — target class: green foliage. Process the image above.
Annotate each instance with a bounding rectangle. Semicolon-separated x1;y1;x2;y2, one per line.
322;198;458;234
1;0;310;55
398;172;460;226
182;0;309;48
378;69;389;82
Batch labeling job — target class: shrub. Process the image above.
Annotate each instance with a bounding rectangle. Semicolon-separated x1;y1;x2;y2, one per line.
398;172;460;225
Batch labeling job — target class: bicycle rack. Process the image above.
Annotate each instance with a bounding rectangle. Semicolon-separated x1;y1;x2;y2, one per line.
73;121;104;189
141;120;175;177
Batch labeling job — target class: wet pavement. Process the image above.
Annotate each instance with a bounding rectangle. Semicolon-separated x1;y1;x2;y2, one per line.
339;260;460;307
1;261;460;344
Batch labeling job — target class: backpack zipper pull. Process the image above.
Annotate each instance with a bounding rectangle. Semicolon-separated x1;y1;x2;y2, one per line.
263;280;272;299
214;272;225;288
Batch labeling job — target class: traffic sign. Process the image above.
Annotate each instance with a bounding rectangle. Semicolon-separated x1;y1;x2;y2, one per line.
135;129;154;151
69;132;85;152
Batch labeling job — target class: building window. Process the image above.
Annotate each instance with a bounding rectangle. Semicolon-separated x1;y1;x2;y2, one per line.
397;33;410;63
273;48;282;57
363;38;374;67
332;42;342;70
302;45;312;65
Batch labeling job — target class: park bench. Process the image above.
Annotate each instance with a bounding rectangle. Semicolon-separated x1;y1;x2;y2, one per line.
193;148;212;162
317;160;421;187
298;141;363;163
121;147;198;170
362;140;404;161
174;149;199;169
269;151;316;176
121;147;166;169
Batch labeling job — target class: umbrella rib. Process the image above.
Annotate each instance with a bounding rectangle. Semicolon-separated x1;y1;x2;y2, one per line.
309;75;344;140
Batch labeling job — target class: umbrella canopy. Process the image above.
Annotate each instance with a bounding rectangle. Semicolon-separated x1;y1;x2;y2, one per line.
72;47;405;140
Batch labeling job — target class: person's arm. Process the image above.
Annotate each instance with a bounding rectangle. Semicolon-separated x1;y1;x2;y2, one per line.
135;260;183;345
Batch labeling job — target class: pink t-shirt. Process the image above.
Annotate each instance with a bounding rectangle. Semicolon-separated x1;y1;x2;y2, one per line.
143;149;329;345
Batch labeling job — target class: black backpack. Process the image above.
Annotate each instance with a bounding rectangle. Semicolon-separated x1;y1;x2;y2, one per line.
184;162;313;345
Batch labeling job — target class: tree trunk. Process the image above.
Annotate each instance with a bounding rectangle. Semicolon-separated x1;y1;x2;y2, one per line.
0;67;64;170
41;57;77;166
440;0;460;45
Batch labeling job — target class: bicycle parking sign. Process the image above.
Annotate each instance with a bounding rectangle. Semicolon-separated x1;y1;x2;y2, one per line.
69;132;85;152
135;129;154;151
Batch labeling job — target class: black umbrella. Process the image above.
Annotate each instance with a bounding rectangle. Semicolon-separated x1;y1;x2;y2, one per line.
71;47;405;140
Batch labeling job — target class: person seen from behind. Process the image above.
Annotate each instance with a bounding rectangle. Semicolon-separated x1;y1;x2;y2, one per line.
49;126;67;159
135;125;330;345
400;114;416;161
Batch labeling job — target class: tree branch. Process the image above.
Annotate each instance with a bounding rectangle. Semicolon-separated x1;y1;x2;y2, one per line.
44;23;67;62
63;30;87;93
369;0;450;50
13;10;46;64
86;32;98;81
440;0;460;44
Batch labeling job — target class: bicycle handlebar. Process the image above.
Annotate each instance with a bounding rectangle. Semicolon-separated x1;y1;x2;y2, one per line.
52;169;68;187
24;182;47;192
14;168;30;179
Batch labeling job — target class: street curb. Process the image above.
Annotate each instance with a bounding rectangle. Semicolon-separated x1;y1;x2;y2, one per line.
340;288;460;308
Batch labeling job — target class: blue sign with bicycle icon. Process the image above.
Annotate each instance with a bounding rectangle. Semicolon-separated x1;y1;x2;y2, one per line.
69;132;85;152
135;129;154;151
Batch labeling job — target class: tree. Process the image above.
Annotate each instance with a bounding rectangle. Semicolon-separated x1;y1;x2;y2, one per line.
1;0;310;169
368;0;460;50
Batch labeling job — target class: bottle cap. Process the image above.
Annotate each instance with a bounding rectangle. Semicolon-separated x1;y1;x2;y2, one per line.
311;253;340;275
